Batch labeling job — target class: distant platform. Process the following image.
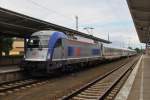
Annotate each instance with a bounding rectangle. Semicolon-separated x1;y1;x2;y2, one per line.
115;55;150;100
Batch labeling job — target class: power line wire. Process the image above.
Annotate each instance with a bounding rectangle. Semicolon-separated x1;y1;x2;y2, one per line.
26;0;73;21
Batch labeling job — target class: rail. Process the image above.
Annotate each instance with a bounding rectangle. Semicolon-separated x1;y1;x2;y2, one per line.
62;57;139;100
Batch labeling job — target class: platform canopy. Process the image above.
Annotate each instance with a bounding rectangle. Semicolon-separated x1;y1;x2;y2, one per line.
0;7;110;43
127;0;150;43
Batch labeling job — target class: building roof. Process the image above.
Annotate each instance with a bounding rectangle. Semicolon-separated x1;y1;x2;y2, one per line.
0;7;111;43
127;0;150;43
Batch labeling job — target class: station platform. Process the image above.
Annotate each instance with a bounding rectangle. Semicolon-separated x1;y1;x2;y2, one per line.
0;66;21;74
115;55;150;100
0;65;22;84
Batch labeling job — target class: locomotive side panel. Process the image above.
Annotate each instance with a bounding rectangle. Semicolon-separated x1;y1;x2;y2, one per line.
62;39;102;64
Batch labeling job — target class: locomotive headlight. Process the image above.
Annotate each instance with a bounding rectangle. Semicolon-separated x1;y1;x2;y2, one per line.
26;39;29;42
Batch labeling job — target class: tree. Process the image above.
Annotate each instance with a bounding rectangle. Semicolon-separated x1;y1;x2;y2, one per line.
128;46;133;50
134;48;140;53
0;36;13;56
134;47;144;53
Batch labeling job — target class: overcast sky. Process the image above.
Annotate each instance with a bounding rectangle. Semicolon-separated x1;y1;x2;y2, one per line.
0;0;145;48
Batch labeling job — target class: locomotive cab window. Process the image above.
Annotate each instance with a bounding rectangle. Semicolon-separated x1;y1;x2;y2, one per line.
27;35;49;48
27;36;40;48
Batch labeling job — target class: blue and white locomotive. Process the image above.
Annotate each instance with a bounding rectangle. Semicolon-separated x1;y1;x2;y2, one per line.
23;30;103;76
22;30;136;76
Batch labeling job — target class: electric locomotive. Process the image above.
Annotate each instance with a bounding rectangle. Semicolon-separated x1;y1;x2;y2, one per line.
22;30;103;76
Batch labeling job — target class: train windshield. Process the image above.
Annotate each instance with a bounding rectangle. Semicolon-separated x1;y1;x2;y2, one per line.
27;35;49;48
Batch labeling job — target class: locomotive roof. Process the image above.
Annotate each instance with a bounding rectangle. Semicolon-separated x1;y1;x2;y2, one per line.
31;30;56;36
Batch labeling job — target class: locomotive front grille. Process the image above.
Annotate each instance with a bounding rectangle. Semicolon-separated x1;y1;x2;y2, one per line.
22;61;47;75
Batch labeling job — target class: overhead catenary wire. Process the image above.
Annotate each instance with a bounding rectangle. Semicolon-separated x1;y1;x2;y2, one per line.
26;0;74;22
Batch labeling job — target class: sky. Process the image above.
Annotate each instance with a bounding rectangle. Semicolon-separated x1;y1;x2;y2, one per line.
0;0;145;49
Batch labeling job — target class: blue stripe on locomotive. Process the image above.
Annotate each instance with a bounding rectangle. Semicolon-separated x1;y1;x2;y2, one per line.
92;48;100;55
47;32;67;60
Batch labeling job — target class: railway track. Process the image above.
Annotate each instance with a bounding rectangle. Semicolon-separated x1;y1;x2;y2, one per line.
0;78;48;96
62;56;139;100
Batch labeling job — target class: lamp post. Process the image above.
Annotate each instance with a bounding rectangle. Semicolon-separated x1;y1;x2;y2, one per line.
75;16;78;31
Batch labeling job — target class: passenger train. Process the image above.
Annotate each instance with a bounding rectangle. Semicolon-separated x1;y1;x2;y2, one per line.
21;30;136;76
